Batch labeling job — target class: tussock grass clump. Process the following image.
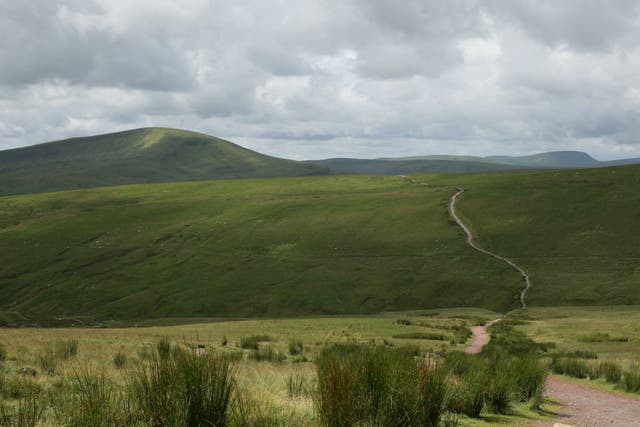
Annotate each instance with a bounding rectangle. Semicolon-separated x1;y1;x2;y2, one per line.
288;339;304;356
315;344;447;427
36;347;57;376
129;348;236;426
4;376;42;400
600;361;623;383
392;332;447;341
54;370;131;427
240;335;273;350
0;342;6;362
156;337;172;360
620;365;640;394
578;333;629;343
0;394;44;427
113;352;127;369
550;357;590;379
286;373;309;398
249;346;286;363
552;350;598;359
54;339;78;360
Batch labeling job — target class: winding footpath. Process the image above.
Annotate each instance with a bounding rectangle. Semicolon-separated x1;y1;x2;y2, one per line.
451;186;640;425
449;189;531;308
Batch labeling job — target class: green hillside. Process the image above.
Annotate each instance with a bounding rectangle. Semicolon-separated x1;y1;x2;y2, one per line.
0;127;328;196
1;165;639;322
304;157;525;174
0;175;521;322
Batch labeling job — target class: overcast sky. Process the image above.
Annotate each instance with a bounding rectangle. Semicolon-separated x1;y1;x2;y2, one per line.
2;1;640;160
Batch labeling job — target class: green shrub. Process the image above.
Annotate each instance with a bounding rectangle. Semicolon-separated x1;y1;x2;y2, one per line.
315;344;447;427
288;339;304;356
129;349;236;426
113;352;127;369
240;335;273;350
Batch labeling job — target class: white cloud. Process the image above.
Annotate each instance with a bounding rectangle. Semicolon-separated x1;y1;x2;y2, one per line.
1;0;640;160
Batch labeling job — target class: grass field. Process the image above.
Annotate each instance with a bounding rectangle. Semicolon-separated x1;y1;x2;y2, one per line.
511;306;640;366
0;175;521;322
0;309;562;426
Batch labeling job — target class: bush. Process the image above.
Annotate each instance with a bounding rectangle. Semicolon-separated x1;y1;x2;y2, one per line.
129;348;236;426
240;335;273;350
315;344;447;427
288;339;304;356
113;352;127;369
550;357;590;379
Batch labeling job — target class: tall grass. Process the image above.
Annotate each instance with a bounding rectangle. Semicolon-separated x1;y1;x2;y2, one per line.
620;365;640;394
129;347;236;426
550;357;590;379
315;344;447;427
0;342;6;362
54;339;78;360
288;339;304;356
36;347;57;376
240;335;273;350
0;394;44;427
54;370;130;427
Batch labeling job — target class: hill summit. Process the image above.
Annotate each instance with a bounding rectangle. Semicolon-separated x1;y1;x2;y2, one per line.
0;127;329;196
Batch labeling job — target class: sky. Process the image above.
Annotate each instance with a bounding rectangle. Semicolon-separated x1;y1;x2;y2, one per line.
1;1;640;160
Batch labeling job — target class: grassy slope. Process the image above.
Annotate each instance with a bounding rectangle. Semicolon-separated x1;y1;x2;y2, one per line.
0;127;328;196
0;175;521;321
426;165;640;307
1;165;639;321
306;158;525;175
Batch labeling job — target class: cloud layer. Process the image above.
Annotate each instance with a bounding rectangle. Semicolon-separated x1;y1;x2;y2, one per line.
1;0;640;160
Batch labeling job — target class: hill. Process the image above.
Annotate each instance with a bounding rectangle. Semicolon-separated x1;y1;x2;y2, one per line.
304;158;525;174
306;151;640;174
1;165;639;322
0;127;329;196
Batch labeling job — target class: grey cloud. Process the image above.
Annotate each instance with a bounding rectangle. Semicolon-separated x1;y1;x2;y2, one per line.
1;0;640;160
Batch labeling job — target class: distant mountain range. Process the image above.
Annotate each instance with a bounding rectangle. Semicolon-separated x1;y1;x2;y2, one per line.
1;127;639;196
306;151;640;175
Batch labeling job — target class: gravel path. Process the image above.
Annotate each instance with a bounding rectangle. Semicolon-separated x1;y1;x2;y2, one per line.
449;188;531;308
535;376;640;427
464;319;501;354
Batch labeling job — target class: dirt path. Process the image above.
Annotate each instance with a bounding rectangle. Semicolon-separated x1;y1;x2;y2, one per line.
464;319;501;354
449;189;531;308
535;376;640;427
